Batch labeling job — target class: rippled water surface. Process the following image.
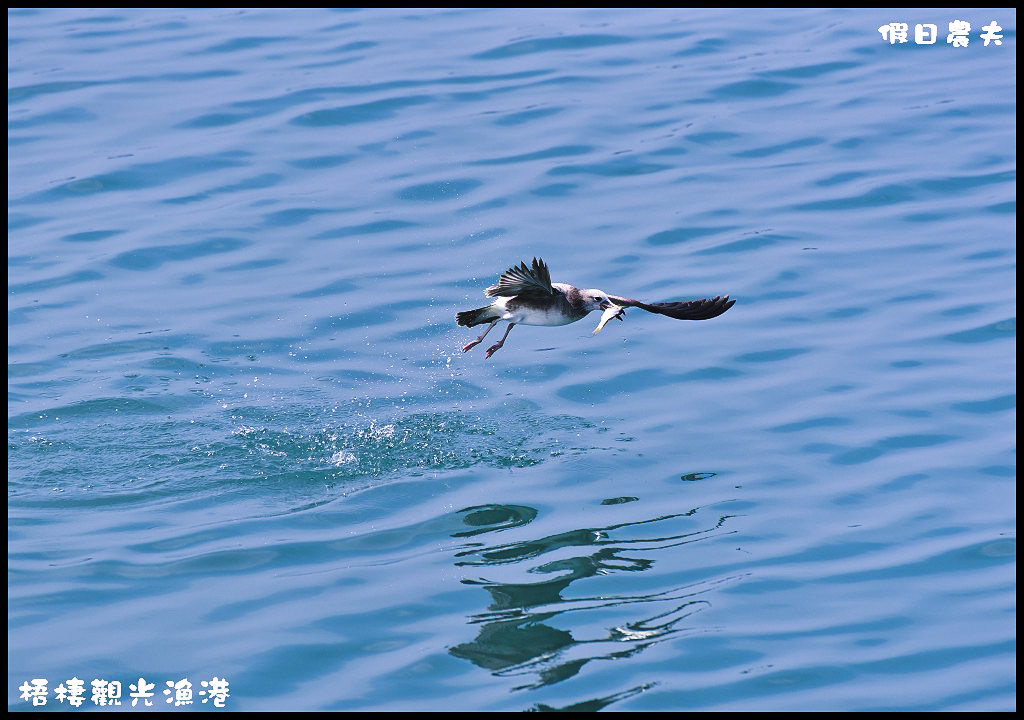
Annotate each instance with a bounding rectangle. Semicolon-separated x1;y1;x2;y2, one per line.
9;8;1015;711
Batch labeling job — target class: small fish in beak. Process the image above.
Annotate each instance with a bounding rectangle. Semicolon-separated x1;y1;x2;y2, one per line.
592;303;625;335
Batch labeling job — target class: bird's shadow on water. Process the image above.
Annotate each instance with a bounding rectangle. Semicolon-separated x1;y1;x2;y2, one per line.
447;481;746;709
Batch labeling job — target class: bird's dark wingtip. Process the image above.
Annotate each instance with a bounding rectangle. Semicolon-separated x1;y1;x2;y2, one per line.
643;295;736;320
702;295;735;319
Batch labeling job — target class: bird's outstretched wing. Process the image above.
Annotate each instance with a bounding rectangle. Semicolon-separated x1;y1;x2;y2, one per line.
485;257;556;298
608;294;735;320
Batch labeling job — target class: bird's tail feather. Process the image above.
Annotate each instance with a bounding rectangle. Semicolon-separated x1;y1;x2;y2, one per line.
456;306;500;327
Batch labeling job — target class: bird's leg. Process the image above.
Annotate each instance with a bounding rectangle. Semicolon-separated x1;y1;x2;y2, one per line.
463;319;499;353
485;323;515;359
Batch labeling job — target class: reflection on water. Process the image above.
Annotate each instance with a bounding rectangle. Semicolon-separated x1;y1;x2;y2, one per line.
449;485;742;698
530;683;655;713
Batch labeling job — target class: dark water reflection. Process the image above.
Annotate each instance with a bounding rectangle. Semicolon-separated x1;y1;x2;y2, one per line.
449;488;741;696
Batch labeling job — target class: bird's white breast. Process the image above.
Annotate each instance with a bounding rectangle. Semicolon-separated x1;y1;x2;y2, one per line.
495;295;581;327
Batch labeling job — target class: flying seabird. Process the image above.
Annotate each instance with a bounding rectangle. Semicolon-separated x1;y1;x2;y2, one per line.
457;257;735;358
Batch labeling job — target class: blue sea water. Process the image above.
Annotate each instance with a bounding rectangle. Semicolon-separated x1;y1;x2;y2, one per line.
8;8;1015;712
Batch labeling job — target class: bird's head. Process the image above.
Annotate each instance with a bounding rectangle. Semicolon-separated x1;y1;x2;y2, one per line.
581;289;616;313
582;289;626;334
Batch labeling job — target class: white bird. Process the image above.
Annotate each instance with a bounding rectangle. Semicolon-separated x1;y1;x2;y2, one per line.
457;257;735;358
